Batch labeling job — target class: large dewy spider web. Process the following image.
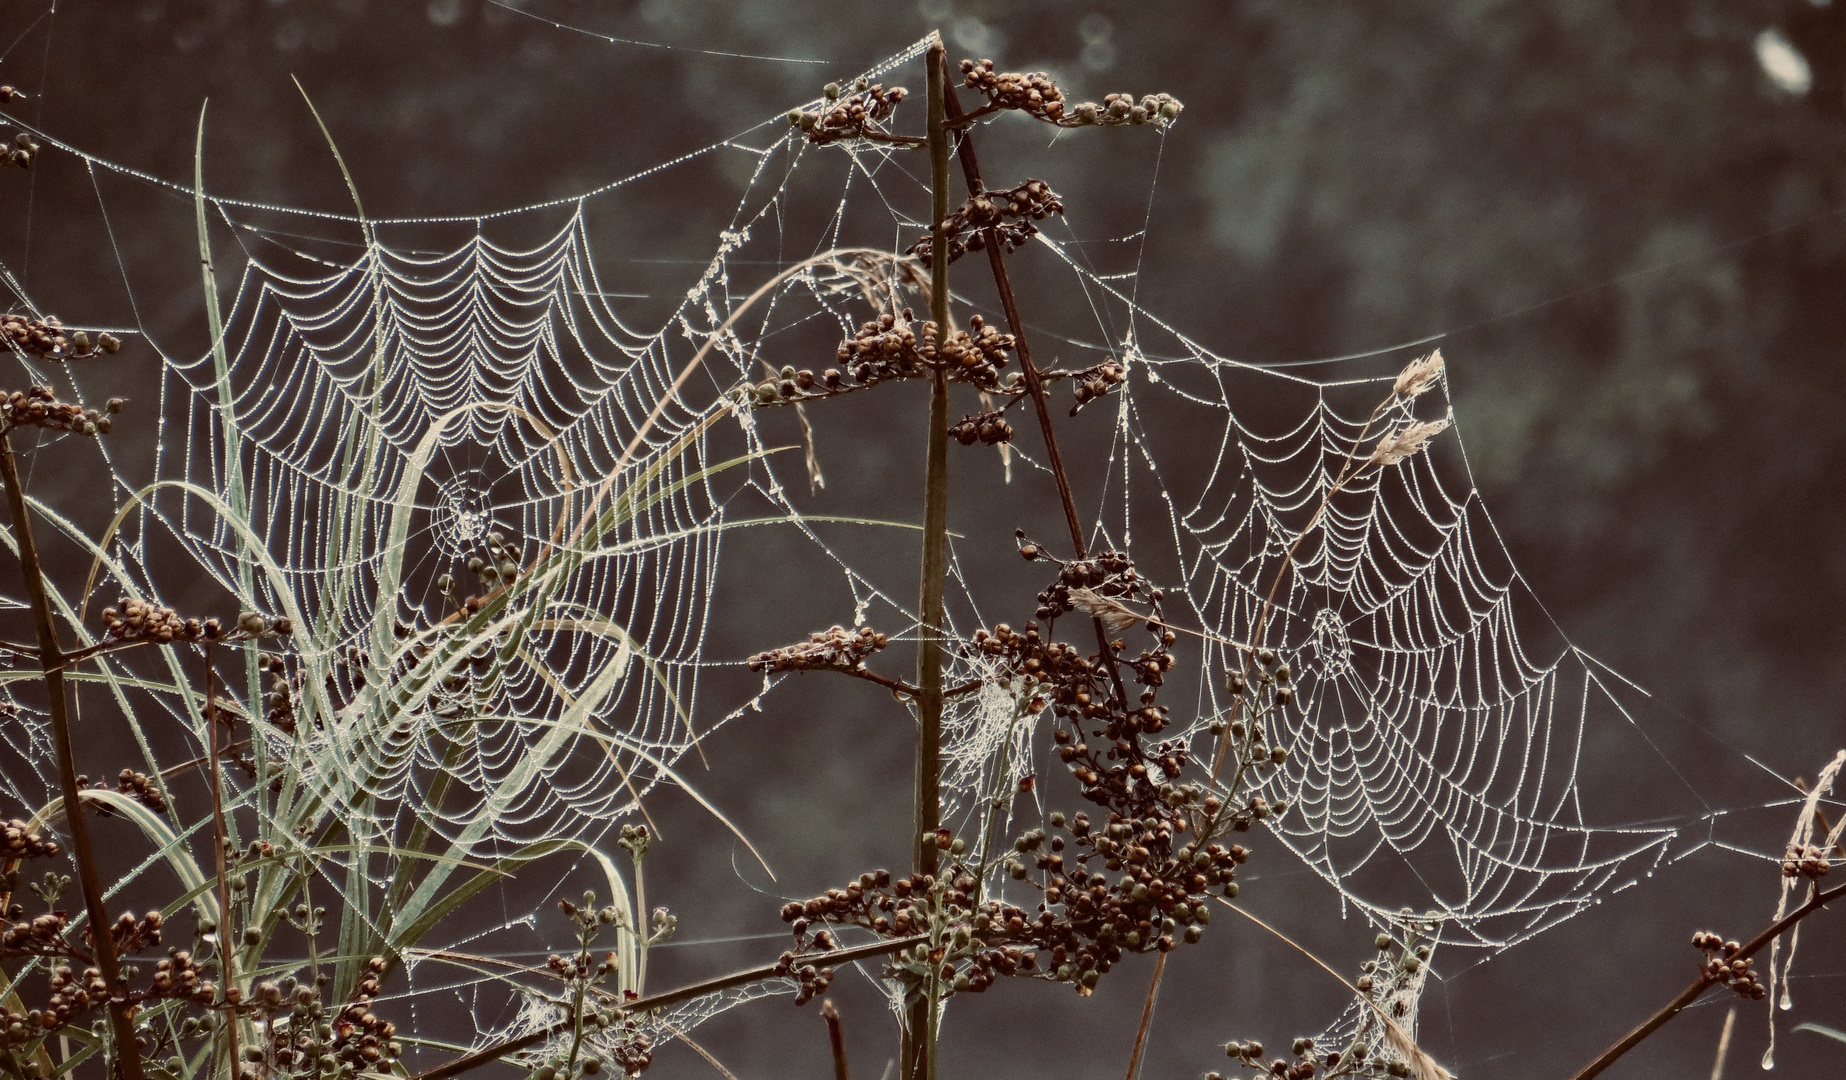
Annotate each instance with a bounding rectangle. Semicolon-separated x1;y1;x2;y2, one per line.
0;31;1781;1066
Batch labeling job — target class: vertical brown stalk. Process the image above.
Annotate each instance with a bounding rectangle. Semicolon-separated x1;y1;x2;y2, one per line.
204;648;241;1077
821;999;850;1080
904;34;952;1080
0;433;148;1080
935;53;1132;711
935;55;1153;1077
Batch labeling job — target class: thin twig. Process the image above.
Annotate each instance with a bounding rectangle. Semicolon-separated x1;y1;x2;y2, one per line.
1123;952;1165;1080
0;433;149;1080
660;1021;743;1080
204;644;242;1077
935;53;1134;719
1566;876;1846;1080
410;935;928;1080
822;999;850;1080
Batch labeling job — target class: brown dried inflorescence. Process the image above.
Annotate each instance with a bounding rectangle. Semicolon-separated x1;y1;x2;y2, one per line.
748;625;889;675
96;769;168;814
3;130;39;170
1692;931;1767;1000
950;410;1014;447
958;59;1183;129
1;315;119;359
0;819;59;861
789;79;910;145
1;386;121;438
911;180;1064;268
778;550;1285;999
743;311;1019;409
100;597;209;645
1065;358;1128;414
1782;842;1831;879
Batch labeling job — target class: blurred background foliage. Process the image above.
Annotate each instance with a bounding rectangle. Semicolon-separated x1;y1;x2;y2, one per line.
3;0;1844;1077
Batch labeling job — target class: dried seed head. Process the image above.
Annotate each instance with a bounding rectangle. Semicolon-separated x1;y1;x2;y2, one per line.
1369;418;1451;466
1392;349;1444;398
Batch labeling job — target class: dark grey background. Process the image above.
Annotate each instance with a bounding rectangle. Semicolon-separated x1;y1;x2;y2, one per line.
1;1;1843;1078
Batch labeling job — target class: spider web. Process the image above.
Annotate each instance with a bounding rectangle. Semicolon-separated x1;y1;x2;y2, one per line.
0;30;1808;1070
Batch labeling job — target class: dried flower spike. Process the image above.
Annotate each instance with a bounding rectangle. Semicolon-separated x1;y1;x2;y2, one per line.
1369;418;1451;466
1392;349;1444;398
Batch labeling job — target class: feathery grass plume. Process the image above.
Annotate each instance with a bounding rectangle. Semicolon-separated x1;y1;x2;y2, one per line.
1763;748;1846;1068
1392;349;1444;398
1383;1016;1455;1080
1066;586;1145;635
1369;418;1451;466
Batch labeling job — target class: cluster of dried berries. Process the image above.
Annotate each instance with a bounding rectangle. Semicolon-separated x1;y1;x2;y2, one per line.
744;312;1021;408
1219;1037;1323;1080
76;769;167;814
319;957;402;1074
261;652;302;733
782;550;1289;1000
1066;359;1127;414
788;78;909;144
434;530;523;615
1692;931;1767;1000
958;61;1072;123
3;131;38;170
109;909;164;954
44;965;111;1026
772;943;838;1006
1;387;121;438
604;1031;655;1077
0;909;73;958
1221;930;1441;1079
910;180;1064;268
100;596;212;644
1;316;120;359
0;819;58;861
145;949;217;1009
958;59;1183;129
950;409;1014;446
747;625;889;674
1023;545;1149;626
236;610;294;638
1783;842;1832;879
0;1005;57;1049
828;311;1016;391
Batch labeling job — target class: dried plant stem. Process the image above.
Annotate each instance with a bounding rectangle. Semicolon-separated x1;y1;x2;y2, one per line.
0;433;149;1080
1709;1006;1735;1080
933;52;1151;1073
1123;952;1166;1080
822;999;850;1080
934;52;1132;712
203;647;242;1079
904;36;952;1080
1566;876;1846;1080
411;934;928;1080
